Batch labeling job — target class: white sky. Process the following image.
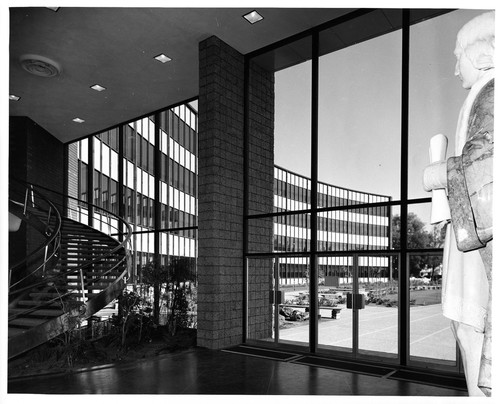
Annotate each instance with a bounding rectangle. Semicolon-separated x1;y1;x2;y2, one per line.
275;9;490;204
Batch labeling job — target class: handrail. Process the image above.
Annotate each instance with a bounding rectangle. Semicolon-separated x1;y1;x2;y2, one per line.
21;181;133;262
8;179;62;287
8;178;132;322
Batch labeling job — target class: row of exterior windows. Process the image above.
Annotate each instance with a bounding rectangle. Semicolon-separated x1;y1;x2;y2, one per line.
123;186;196;232
160;154;196;197
161;110;197;155
274;236;387;253
278;264;392;280
274;178;390;210
274;211;388;236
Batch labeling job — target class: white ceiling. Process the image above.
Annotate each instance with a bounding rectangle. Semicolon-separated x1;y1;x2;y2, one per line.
9;7;355;144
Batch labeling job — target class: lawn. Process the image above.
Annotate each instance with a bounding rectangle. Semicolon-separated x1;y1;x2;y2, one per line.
410;288;442;306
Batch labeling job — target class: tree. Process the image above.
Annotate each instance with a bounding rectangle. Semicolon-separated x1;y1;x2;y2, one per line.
391;213;446;278
141;257;196;333
166;257;196;335
141;259;169;325
392;212;433;250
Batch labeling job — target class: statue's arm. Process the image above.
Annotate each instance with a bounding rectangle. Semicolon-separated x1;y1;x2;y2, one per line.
447;79;494;251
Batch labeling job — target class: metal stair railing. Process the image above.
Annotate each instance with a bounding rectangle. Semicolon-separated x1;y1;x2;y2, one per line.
8;179;62;290
8;179;132;328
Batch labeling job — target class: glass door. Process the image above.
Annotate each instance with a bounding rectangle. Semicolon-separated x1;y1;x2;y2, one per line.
318;254;399;361
246;256;310;348
275;256;310;348
357;255;399;360
318;256;354;354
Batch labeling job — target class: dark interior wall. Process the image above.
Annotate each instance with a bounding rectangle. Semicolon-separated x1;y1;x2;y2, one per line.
9;116;65;195
9;116;66;288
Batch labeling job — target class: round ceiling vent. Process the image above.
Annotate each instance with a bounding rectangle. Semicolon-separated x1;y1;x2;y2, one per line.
19;54;62;77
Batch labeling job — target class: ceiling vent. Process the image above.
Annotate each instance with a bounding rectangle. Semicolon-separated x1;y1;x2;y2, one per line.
19;54;62;77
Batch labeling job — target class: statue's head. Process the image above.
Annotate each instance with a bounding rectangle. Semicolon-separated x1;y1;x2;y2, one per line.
454;11;495;89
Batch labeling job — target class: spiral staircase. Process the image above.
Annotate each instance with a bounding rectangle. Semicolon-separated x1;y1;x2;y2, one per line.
8;179;132;359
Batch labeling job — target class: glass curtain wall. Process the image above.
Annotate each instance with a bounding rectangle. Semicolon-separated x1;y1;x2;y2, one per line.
71;103;198;286
245;8;488;375
316;11;401;362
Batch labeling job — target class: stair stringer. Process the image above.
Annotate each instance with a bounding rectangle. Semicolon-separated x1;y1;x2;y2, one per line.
8;275;126;360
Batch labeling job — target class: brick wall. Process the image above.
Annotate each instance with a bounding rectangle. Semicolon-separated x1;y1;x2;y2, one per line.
246;60;275;340
197;37;274;349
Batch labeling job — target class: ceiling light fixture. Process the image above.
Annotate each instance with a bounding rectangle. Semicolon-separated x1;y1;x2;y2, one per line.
20;54;61;78
9;94;21;101
73;118;85;124
154;53;172;64
243;10;264;24
90;84;106;92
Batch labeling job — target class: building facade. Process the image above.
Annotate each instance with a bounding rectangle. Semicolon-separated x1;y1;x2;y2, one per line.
274;165;391;285
68;104;198;283
69;115;394;288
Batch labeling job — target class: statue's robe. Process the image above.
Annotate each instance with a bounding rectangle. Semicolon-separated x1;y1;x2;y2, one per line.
444;72;493;396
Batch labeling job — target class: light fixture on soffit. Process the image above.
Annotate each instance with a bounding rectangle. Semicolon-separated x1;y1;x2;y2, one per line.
91;84;106;92
243;10;264;24
154;53;172;63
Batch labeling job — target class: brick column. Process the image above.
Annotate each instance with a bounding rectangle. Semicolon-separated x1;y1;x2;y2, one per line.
197;36;246;349
197;36;274;349
246;60;275;340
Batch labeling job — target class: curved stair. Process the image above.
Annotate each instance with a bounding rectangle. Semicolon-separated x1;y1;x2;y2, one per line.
8;180;132;359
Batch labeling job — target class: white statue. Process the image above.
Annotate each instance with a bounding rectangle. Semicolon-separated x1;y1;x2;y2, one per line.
423;11;494;396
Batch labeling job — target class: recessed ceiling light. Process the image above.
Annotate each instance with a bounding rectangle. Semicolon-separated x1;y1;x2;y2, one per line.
9;94;21;101
243;10;264;24
154;53;172;64
73;118;85;124
90;84;106;92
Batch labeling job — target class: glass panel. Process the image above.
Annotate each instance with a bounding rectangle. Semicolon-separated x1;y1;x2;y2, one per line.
318;255;353;353
408;9;487;199
358;255;398;359
408;204;447;251
317;206;391;252
247;258;274;342
409;252;457;364
278;256;310;347
274;213;311;254
274;47;312;180
318;22;401;204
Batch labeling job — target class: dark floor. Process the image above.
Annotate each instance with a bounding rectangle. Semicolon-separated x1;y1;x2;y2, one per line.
7;347;468;396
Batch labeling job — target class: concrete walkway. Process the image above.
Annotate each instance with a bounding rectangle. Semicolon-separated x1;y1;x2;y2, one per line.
279;303;456;361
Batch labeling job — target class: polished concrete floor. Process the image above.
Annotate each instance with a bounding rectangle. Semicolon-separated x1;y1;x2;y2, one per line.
7;347;468;396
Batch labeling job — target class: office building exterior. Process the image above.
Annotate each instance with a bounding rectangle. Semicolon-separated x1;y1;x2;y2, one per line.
68;104;198;283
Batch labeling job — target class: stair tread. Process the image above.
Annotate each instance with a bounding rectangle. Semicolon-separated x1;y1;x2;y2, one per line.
8;328;27;338
17;300;61;307
9;308;64;317
9;317;48;327
8;209;128;358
